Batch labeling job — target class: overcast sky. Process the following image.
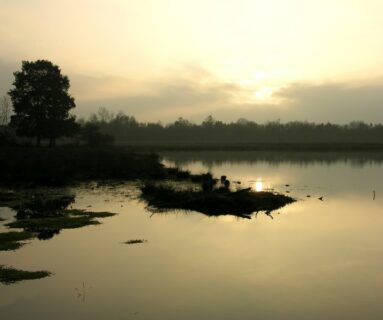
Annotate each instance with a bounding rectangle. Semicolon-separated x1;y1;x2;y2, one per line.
1;0;383;123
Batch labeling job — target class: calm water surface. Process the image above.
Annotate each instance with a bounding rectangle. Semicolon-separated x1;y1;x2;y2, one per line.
1;151;383;320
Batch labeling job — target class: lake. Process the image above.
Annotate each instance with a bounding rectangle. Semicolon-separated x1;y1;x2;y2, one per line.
1;151;383;320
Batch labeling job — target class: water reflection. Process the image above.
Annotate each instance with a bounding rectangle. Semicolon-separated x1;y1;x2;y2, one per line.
1;153;383;320
162;152;382;199
162;150;383;167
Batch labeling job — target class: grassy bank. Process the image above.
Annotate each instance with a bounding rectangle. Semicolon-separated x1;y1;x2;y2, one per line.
0;147;168;185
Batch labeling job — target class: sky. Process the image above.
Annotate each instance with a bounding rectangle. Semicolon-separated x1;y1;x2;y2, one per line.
0;0;383;123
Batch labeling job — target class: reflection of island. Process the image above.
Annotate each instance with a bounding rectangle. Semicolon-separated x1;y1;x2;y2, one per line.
162;151;383;167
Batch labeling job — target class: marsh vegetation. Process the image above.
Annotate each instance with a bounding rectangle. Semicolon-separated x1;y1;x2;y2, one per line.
0;266;51;285
0;189;116;283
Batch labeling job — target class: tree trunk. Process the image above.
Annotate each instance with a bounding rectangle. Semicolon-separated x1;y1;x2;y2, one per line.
36;136;41;147
49;137;56;148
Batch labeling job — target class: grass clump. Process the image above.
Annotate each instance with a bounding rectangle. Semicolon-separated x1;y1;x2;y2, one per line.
0;231;34;251
66;209;116;218
1;190;117;241
5;210;116;240
14;194;75;219
1;191;117;242
6;216;100;231
0;265;51;285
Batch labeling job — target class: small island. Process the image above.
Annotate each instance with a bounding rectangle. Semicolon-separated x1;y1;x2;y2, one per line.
141;175;294;219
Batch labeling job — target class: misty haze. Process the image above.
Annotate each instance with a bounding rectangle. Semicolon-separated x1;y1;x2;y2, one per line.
1;1;383;320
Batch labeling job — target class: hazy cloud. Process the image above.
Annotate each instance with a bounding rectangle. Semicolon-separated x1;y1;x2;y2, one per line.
78;80;383;123
274;82;383;123
76;73;243;121
1;59;383;123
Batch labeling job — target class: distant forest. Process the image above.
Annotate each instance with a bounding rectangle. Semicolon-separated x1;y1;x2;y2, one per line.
84;108;383;145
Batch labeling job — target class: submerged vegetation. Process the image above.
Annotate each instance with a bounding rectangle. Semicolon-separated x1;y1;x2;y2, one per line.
0;266;51;285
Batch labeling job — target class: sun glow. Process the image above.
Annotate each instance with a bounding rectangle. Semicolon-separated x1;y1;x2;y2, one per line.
254;86;274;100
253;180;264;192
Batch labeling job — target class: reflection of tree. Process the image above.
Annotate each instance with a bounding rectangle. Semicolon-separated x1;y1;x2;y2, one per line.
162;151;383;167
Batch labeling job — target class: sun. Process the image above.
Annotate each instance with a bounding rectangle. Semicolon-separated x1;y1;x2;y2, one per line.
253;86;274;100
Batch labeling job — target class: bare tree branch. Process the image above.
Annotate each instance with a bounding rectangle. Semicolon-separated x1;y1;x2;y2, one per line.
0;95;12;126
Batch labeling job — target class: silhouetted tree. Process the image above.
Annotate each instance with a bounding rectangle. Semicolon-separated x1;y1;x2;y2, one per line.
202;115;216;127
80;123;115;146
97;107;114;123
8;60;76;147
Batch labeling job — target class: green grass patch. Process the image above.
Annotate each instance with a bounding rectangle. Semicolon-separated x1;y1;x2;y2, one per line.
0;266;51;285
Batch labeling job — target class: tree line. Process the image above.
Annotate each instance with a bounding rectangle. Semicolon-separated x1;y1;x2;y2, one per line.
88;109;383;145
